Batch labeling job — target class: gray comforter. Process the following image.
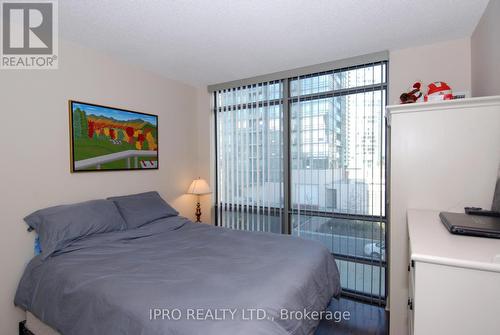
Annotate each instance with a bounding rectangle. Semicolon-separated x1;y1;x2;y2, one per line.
15;216;341;335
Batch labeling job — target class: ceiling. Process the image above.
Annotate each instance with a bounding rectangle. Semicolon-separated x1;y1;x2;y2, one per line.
60;0;489;87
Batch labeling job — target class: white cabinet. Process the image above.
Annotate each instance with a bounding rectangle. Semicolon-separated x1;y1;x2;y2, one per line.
387;96;500;335
407;209;500;335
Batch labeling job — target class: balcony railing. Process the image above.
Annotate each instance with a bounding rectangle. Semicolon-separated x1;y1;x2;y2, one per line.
74;150;157;170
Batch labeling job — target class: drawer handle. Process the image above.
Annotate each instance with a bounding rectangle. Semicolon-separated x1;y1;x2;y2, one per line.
408;298;413;310
408;260;415;272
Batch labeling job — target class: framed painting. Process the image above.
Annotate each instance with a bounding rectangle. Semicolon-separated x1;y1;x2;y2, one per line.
69;100;158;172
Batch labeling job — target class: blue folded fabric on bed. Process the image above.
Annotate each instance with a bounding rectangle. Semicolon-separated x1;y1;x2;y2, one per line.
108;191;179;229
24;199;126;259
34;235;41;256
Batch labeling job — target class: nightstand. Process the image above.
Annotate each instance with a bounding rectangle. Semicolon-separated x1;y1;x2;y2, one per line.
407;209;500;335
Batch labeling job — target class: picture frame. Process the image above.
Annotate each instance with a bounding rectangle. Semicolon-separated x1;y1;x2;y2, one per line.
69;100;159;172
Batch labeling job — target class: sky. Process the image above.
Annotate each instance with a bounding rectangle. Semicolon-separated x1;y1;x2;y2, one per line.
73;102;157;126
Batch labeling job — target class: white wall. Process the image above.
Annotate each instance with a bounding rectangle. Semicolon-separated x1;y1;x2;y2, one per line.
472;0;500;97
0;40;199;335
389;38;471;104
195;87;214;223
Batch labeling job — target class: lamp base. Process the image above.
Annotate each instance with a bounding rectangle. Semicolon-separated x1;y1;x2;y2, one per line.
195;201;202;223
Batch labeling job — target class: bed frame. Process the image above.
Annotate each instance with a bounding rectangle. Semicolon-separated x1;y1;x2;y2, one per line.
19;321;34;335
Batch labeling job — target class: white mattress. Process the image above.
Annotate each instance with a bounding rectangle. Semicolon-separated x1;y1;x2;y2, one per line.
26;311;60;335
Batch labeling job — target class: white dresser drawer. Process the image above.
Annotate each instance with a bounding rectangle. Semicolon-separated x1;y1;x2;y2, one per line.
408;210;500;335
407;258;415;335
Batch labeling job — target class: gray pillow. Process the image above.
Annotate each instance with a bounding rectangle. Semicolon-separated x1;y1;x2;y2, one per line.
25;199;126;259
108;191;178;229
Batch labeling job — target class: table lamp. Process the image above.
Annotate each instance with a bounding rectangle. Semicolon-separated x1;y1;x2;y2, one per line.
187;178;211;222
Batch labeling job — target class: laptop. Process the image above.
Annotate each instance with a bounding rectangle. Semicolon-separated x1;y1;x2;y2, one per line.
440;166;500;238
439;212;500;239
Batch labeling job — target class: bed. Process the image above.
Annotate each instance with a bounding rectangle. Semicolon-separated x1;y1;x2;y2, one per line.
15;193;341;335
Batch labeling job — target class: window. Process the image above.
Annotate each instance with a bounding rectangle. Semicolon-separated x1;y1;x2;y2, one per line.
214;60;388;304
215;82;284;233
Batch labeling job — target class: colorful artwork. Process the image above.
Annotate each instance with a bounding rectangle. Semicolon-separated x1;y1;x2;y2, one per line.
69;101;158;172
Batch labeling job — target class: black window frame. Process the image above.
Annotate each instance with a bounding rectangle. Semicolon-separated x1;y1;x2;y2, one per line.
213;61;389;305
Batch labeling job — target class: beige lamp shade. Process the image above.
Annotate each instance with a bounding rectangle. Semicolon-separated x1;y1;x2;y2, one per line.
187;178;211;195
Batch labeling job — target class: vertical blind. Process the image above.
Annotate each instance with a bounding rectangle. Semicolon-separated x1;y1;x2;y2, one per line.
289;63;387;303
214;60;388;304
215;82;284;233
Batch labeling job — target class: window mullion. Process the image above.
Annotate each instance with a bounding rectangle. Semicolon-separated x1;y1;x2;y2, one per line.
283;79;291;235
